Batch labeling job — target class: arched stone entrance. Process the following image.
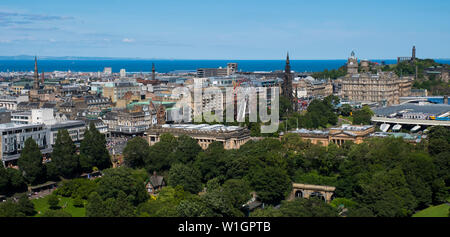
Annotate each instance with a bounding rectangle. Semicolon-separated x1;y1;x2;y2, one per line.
294;190;303;198
289;183;336;203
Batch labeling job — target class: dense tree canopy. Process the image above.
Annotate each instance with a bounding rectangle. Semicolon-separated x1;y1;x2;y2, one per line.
352;105;374;125
18;138;45;185
251;198;338;217
248;166;292;205
137;186;192;217
145;133;177;172
123;136;150;168
194;141;230;183
79;122;111;172
49;129;79;178
0;168;27;195
168;163;202;194
170;135;202;164
96;167;148;206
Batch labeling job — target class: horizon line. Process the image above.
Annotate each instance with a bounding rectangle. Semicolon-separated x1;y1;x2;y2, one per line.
1;56;450;61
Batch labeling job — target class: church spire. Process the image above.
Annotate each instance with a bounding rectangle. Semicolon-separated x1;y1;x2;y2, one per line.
285;52;291;73
283;52;294;110
152;63;156;80
33;56;40;90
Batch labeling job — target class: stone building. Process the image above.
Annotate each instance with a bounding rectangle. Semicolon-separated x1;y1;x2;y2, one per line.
28;57;57;103
146;124;251;150
338;52;413;106
102;104;156;137
0;96;29;111
285;124;375;147
103;80;140;103
293;77;333;99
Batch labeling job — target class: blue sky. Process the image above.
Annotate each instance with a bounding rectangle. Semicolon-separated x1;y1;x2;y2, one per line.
0;0;449;59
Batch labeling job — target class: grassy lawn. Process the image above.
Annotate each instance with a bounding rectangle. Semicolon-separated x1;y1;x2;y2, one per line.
412;204;450;217
339;116;353;124
32;195;86;217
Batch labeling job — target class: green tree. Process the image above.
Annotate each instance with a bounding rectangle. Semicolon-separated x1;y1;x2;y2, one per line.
73;196;84;208
177;196;212;217
18;138;45;185
200;188;244;217
17;194;36;216
0;168;8;194
427;127;450;157
346;206;375;217
177;188;243;217
248;166;291;205
0;168;27;195
0;200;26;217
170;135;202;164
51;129;79;178
168;163;202;194
400;152;436;208
278;198;338;217
48;194;60;210
305;98;338;128
353;105;374;125
222;179;252;209
86;192;105;217
356;168;417;217
294;170;338;186
123;137;149;168
145;133;177;172
434;152;450;186
194;141;229;183
96;167;149;206
102;191;136;217
279;95;293;118
79;122;111;172
330;198;357;210
137;186;191;217
54;178;98;199
0;195;34;217
250;206;282;217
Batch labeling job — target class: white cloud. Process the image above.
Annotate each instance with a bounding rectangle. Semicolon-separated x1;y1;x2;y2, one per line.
122;38;135;43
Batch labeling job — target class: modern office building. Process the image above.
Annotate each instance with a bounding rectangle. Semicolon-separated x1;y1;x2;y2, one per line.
197;63;238;78
47;120;86;145
0;123;51;166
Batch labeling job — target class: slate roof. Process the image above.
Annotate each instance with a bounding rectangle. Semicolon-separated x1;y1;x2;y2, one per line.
149;175;165;187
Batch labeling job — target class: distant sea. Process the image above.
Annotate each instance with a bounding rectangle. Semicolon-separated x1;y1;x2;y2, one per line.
0;59;449;73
